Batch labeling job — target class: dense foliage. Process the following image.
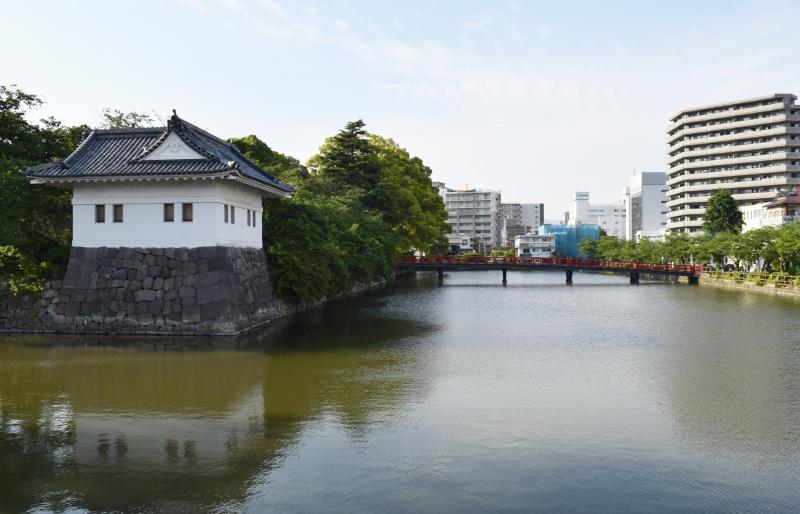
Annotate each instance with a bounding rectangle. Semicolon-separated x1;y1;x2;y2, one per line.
703;190;743;234
0;85;86;291
578;223;800;271
231;122;448;302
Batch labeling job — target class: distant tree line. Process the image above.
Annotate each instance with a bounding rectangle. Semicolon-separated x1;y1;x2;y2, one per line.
578;191;800;272
0;85;449;299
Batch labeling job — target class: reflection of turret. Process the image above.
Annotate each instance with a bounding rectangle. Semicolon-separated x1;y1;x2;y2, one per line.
0;308;435;512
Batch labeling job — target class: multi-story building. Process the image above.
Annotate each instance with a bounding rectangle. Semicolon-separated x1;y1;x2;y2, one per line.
439;185;502;253
514;234;555;258
741;186;800;231
500;203;544;246
666;93;800;234
568;192;626;239
501;218;530;247
623;172;668;241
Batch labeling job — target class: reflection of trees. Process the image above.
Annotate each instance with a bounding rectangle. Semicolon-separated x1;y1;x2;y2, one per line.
661;318;800;461
0;311;434;512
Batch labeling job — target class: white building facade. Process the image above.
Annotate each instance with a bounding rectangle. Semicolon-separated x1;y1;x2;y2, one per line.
623;172;668;241
666;93;800;234
27;113;292;249
514;234;555;257
440;185;502;252
568;192;626;239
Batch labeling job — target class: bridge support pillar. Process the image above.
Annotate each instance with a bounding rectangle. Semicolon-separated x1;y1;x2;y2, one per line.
437;268;444;286
688;275;699;285
502;268;507;286
629;272;640;285
565;270;573;285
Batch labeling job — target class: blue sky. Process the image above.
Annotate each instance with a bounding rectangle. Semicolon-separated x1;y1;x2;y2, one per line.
3;0;800;216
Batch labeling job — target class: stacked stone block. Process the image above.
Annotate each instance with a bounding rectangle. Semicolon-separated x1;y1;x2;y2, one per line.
1;246;277;335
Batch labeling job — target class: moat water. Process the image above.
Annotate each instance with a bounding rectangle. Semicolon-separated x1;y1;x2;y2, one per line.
2;271;800;513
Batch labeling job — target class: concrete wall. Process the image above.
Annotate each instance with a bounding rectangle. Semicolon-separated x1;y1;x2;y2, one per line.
72;181;263;248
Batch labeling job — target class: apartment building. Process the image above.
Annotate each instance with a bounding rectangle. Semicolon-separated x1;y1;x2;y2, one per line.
666;93;800;233
623;172;668;241
500;202;545;246
440;185;502;252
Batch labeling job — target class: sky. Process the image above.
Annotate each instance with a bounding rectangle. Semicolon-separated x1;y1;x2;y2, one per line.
3;0;800;217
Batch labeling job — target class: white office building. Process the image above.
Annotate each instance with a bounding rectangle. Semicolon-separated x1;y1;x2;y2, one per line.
568;192;626;239
623;172;668;241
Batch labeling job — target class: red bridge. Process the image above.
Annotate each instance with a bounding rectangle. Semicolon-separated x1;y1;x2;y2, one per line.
396;255;703;285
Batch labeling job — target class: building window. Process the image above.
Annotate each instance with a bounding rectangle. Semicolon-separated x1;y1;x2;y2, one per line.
182;203;193;222
230;206;235;224
247;209;251;227
95;204;105;223
253;211;257;228
164;203;174;222
224;204;229;223
113;204;123;223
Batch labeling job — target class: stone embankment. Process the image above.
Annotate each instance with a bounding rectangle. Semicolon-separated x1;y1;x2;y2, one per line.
701;271;800;298
0;246;385;336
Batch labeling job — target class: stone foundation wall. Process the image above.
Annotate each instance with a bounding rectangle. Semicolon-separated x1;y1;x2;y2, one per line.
700;273;800;298
0;246;286;335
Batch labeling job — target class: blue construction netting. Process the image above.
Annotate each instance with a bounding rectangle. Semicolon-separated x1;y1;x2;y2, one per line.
538;224;600;258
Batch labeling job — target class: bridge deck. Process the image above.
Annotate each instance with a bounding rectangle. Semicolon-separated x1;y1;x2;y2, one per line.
396;256;703;278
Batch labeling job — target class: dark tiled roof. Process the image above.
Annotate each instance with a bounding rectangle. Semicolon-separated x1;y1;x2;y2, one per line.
765;186;800;208
25;113;293;195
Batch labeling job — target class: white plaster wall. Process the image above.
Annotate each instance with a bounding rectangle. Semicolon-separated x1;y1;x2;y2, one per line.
72;179;264;248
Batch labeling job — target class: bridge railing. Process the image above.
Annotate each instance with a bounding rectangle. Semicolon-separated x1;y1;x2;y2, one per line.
396;255;703;275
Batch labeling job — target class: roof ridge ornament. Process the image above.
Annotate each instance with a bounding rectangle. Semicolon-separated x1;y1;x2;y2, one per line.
167;109;182;131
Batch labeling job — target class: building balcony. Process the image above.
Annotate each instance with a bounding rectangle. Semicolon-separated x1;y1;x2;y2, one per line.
667;207;706;219
669;127;800;152
668;176;796;197
667;138;799;165
667;113;800;145
666;218;704;230
666;189;780;208
667;164;800;186
667;153;800;175
668;101;788;132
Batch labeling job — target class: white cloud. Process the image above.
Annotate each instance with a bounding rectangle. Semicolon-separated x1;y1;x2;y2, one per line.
258;0;288;18
333;19;350;32
213;0;247;15
463;15;493;30
175;0;208;15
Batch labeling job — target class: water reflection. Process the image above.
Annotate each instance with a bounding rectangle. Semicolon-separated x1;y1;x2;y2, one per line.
657;288;800;463
0;308;435;512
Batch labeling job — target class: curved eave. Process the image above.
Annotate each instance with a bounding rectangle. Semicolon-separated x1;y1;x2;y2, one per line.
28;171;236;186
28;171;293;199
230;172;293;199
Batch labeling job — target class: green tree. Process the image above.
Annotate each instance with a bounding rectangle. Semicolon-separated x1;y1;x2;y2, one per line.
663;233;696;264
100;108;155;129
773;224;800;271
368;135;449;253
703;189;743;235
308;120;381;194
227;134;309;186
577;238;599;258
0;85;85;287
